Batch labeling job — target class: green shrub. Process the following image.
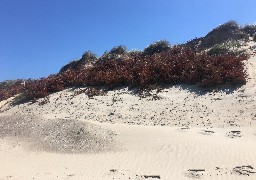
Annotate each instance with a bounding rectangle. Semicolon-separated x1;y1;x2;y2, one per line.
0;80;18;90
59;51;97;73
11;92;34;106
217;20;240;31
81;51;97;63
143;40;170;56
128;50;143;58
59;59;79;73
242;24;256;36
100;45;128;61
108;45;127;55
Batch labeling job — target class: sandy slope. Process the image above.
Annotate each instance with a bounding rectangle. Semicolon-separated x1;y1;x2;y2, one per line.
0;41;256;180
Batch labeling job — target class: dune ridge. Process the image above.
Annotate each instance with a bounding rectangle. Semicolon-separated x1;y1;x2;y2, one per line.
0;33;256;180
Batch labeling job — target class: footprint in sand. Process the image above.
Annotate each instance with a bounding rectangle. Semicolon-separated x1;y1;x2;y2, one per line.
103;169;161;180
176;126;190;132
232;165;256;176
142;175;161;179
185;169;205;179
200;130;215;135
102;169;136;180
226;131;242;138
3;176;13;179
213;167;229;176
185;166;256;178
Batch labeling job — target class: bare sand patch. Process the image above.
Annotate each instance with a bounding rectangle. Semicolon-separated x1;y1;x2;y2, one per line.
0;113;116;153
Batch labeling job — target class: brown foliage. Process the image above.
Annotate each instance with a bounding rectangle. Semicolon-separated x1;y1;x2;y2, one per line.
0;80;25;101
0;46;248;103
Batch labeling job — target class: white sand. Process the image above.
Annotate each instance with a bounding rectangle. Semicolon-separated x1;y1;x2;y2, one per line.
0;41;256;179
1;124;256;180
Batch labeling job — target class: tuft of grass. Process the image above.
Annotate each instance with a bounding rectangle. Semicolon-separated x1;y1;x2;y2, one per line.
207;40;247;56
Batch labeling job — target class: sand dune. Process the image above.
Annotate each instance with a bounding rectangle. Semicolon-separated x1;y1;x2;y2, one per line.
0;40;256;179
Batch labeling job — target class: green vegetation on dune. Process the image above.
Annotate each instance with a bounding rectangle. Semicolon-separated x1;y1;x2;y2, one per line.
184;20;256;52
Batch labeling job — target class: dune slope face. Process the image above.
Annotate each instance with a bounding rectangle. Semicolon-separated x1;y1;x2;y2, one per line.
1;41;256;128
0;43;256;179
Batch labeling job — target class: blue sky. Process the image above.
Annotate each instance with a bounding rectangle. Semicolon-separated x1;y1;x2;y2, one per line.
0;0;255;81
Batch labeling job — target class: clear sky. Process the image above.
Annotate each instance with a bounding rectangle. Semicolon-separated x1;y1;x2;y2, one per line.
0;0;255;81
